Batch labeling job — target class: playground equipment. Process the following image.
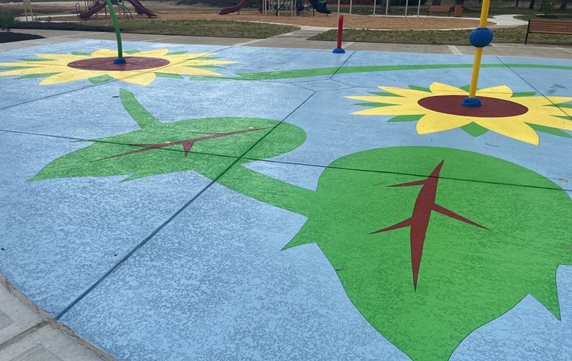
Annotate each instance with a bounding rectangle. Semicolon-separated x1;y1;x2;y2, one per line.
78;0;156;20
336;0;429;17
308;0;331;13
22;0;36;21
106;0;125;63
333;15;345;53
219;0;249;15
261;0;297;16
463;0;493;107
220;0;330;16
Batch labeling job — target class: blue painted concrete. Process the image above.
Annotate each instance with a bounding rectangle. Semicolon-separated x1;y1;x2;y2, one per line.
60;182;410;361
452;266;572;361
0;80;313;159
60;174;572;361
0;132;230;314
214;45;352;82
0;40;570;360
244;86;572;187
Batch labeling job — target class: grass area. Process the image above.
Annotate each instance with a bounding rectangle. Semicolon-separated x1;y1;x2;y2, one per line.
0;31;43;43
515;13;572;21
311;26;572;45
329;4;569;17
13;19;299;38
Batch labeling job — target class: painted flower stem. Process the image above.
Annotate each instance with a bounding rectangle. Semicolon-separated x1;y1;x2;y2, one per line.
117;89;316;213
219;164;316;217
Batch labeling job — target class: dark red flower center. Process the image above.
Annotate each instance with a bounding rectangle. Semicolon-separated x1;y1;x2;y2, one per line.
68;56;170;71
418;95;528;117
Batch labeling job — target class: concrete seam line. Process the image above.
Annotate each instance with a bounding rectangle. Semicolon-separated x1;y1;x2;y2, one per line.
54;90;317;321
328;50;356;80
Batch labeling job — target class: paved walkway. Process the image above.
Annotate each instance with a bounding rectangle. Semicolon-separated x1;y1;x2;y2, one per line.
3;25;572;59
0;280;110;360
492;13;529;27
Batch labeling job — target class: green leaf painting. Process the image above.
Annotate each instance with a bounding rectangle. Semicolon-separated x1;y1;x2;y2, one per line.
284;147;571;361
32;92;572;361
32;89;306;182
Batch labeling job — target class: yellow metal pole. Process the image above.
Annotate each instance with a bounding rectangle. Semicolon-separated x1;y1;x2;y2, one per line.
478;0;491;27
468;0;491;98
468;48;483;98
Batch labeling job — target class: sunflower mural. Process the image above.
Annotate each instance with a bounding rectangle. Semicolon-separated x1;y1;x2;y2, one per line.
0;49;235;86
347;82;572;145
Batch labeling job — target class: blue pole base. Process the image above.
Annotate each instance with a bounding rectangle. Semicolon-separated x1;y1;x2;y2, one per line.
114;57;127;64
332;48;346;54
462;97;482;107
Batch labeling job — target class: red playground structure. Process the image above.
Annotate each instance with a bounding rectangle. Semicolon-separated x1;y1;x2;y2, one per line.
78;0;156;20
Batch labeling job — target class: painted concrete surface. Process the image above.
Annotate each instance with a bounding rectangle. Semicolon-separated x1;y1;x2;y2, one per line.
0;132;225;315
60;182;410;361
0;40;571;361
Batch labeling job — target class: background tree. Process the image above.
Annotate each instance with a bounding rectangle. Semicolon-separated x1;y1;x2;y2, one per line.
541;0;554;14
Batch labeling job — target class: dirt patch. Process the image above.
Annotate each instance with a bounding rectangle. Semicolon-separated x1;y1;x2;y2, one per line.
151;10;482;30
23;1;482;31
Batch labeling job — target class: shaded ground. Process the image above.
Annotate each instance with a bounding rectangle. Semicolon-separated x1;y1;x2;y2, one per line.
0;31;43;43
59;10;483;30
135;10;483;30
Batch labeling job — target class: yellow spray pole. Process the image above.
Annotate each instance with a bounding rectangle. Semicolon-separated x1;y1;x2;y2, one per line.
463;0;493;107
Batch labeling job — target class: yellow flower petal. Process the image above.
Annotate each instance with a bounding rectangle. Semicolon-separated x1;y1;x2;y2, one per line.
186;59;236;66
545;97;572;107
136;49;170;57
35;54;86;64
117;72;157;86
526;115;572;131
478;85;513;97
39;70;94;85
353;104;425;116
377;86;427;99
514;96;572;107
524;105;570;118
90;49;118;58
429;82;467;95
0;61;54;67
416;113;472;134
476;119;540;145
167;66;223;77
0;67;58;76
184;52;215;60
556;107;572;118
346;95;404;104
